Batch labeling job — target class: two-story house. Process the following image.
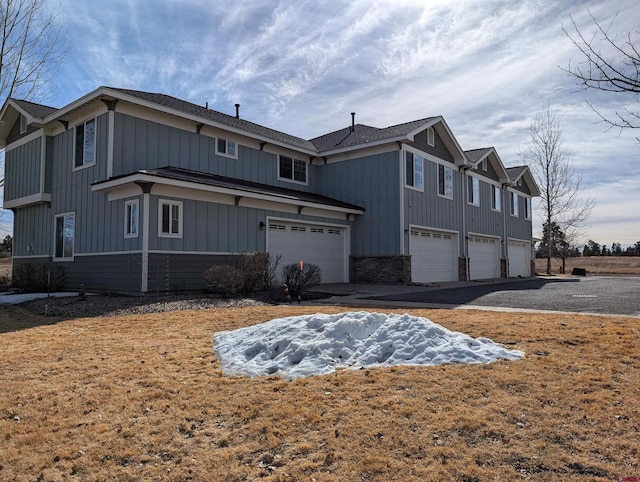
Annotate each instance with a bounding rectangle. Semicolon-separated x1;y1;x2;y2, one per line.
0;87;539;293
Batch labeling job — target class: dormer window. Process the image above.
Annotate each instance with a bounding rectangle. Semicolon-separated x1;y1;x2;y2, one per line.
74;118;96;169
427;127;435;147
20;114;27;134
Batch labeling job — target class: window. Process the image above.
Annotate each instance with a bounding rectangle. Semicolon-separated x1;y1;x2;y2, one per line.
468;176;480;206
438;164;453;198
510;192;519;216
405;152;423;190
427;127;435;147
524;197;532;219
54;213;75;259
279;155;307;183
216;137;237;158
482;158;487;171
492;185;501;211
20;114;27;134
125;200;139;238
159;200;183;238
75;118;96;169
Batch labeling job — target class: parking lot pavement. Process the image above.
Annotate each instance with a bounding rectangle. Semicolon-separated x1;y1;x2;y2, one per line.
367;276;640;316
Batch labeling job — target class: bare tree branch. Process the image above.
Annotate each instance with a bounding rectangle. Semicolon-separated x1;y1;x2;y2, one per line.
562;10;640;139
518;106;595;274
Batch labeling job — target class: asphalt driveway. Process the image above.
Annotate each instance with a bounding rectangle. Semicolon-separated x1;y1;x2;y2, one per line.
368;276;640;316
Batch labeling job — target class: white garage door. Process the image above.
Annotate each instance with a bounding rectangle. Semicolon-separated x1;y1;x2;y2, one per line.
508;240;531;278
469;235;501;280
410;228;457;283
267;220;348;283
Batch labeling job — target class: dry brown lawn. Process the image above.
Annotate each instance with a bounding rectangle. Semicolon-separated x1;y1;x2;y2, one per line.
0;304;638;481
0;257;11;278
536;256;640;275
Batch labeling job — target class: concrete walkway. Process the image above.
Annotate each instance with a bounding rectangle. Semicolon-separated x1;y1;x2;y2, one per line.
0;292;82;305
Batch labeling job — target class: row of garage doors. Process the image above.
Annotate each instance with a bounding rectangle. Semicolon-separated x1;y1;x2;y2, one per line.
266;220;531;284
410;228;531;283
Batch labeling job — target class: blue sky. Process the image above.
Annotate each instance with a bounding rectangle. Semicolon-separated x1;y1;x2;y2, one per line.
1;0;638;246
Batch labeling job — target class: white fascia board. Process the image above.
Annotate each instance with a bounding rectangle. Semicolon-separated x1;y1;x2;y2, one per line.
92;173;364;216
318;135;410;157
428;116;469;167
4;193;51;209
488;149;511;184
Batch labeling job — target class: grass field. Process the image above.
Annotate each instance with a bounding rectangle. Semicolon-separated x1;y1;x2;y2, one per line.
0;304;638;481
535;256;640;275
0;257;10;277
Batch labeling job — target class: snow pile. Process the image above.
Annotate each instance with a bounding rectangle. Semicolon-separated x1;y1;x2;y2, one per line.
214;311;524;379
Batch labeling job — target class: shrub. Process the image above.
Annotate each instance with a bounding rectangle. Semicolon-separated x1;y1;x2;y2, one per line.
235;252;269;295
203;265;243;298
12;263;67;292
282;263;321;298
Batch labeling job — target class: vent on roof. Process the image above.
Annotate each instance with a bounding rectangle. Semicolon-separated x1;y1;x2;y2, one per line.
235;103;240;119
351;112;355;133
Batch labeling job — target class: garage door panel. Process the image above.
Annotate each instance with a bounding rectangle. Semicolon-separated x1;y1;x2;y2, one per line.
410;229;457;283
508;241;531;278
267;222;347;283
469;236;501;280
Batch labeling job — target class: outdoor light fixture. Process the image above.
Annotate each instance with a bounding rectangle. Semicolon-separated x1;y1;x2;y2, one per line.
259;221;266;230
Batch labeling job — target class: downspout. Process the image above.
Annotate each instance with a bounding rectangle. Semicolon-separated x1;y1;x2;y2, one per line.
136;181;154;293
502;183;509;276
398;144;405;255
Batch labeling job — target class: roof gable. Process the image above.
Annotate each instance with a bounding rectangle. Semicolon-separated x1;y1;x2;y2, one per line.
465;147;509;183
506;166;540;197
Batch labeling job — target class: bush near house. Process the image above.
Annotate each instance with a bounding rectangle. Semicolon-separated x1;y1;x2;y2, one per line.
203;265;243;298
282;263;321;299
12;263;67;292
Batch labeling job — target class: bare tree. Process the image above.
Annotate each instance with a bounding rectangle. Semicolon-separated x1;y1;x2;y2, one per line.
563;10;640;138
519;106;595;274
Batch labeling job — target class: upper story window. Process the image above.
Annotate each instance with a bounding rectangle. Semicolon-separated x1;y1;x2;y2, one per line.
20;114;27;134
405;152;423;190
492;185;501;212
427;127;435;147
524;197;532;219
468;176;480;206
482;159;487;171
125;200;139;238
159;199;183;238
279;155;307;184
75;118;96;169
54;213;75;260
216;137;237;159
438;164;453;199
510;192;519;216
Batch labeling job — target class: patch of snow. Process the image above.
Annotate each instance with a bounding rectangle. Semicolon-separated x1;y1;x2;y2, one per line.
214;311;524;379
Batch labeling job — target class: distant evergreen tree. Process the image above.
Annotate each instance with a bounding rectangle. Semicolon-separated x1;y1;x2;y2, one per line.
583;240;601;257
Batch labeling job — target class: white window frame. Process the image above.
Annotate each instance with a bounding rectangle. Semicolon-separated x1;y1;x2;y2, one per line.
426;127;435;147
437;164;453;199
405;151;424;191
215;137;238;159
524;196;532;220
278;155;308;185
20;114;27;134
468;175;480;206
53;212;75;261
158;199;183;238
510;191;519;217
491;185;501;212
482;158;487;171
125;199;139;238
73;118;96;171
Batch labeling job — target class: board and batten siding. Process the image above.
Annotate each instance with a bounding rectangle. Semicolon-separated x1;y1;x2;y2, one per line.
112;113;319;192
12;204;52;257
316;150;401;257
3;137;42;201
505;190;533;242
465;178;503;238
404;157;464;253
408;128;454;163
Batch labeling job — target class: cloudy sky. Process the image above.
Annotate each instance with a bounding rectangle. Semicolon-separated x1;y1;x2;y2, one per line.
1;0;638;246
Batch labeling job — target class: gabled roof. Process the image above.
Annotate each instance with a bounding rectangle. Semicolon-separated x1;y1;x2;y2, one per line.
12;99;58;118
464;147;510;184
464;147;493;164
506;166;541;197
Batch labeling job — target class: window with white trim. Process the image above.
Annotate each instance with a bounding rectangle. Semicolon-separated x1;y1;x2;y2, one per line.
405;152;423;190
216;137;237;158
438;164;453;198
159;199;183;238
524;197;532;219
492;185;501;211
279;155;307;183
54;213;75;259
482;158;487;171
427;127;435;147
74;118;96;169
125;200;139;238
510;192;519;216
468;176;480;206
20;114;27;134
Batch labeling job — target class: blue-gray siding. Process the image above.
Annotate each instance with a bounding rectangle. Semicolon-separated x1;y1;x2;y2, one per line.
465;179;503;238
4;137;42;201
12;204;52;256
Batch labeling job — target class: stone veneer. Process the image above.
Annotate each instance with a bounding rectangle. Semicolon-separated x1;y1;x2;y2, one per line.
350;255;412;284
458;257;468;281
500;258;507;278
